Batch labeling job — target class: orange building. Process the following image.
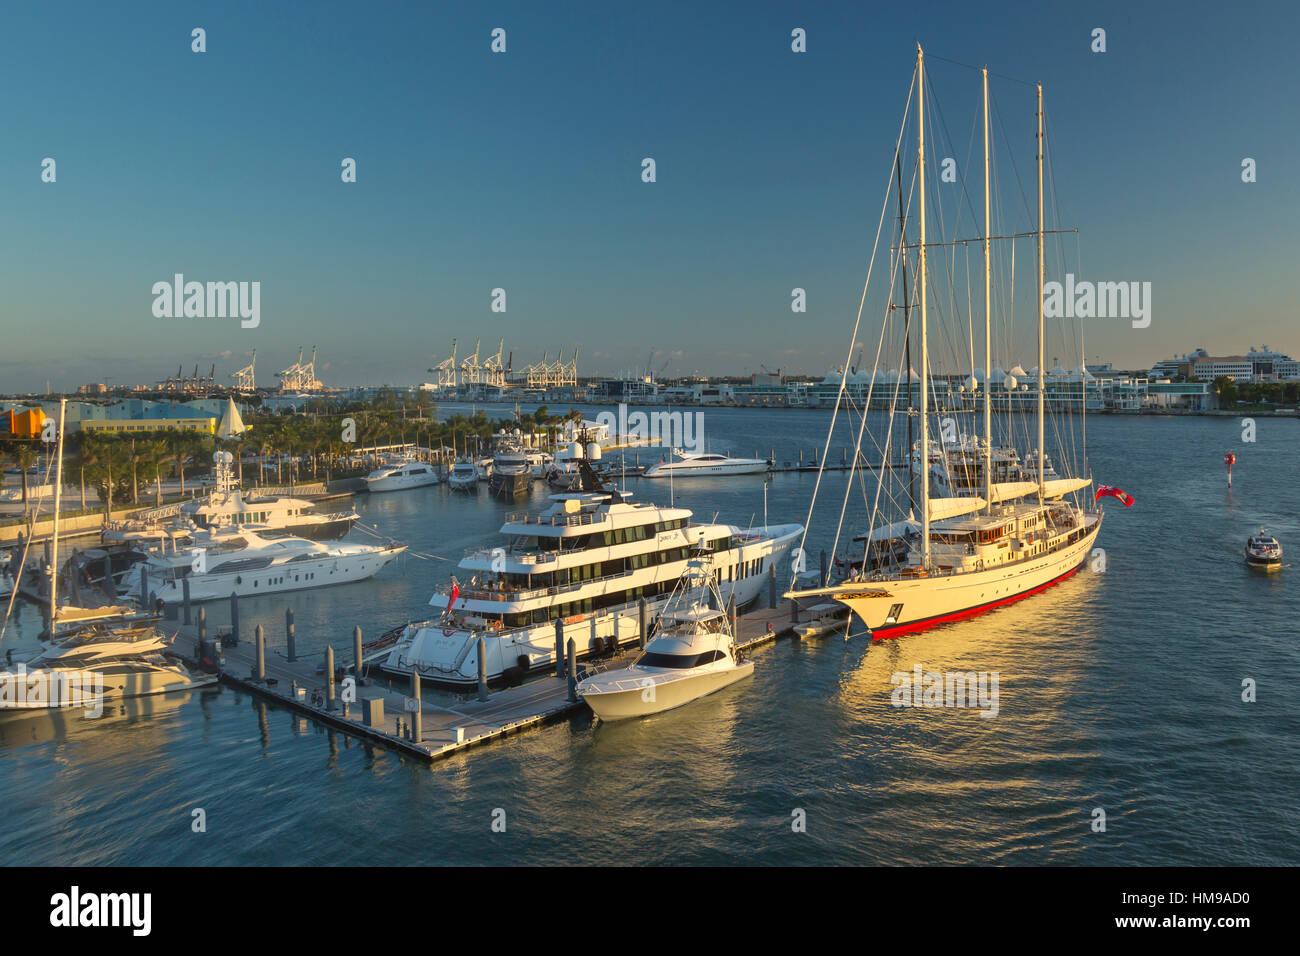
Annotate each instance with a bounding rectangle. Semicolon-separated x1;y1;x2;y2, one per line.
0;407;48;440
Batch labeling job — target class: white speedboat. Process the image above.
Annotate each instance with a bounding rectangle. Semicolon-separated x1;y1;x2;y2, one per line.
578;560;753;720
118;527;407;603
381;465;801;687
447;461;479;492
364;456;440;492
1245;529;1282;572
0;626;212;712
642;451;770;478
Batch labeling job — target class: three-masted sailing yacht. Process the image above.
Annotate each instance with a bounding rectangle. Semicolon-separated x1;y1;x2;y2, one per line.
786;46;1102;637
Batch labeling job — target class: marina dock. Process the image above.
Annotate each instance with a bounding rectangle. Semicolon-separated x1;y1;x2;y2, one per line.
166;595;846;763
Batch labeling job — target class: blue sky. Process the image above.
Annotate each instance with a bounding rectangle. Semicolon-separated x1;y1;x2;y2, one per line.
1;0;1295;392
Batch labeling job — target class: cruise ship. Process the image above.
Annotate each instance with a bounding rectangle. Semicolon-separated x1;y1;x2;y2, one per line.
381;467;802;686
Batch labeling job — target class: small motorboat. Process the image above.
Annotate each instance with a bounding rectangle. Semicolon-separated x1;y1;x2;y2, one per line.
577;558;753;720
1245;529;1283;572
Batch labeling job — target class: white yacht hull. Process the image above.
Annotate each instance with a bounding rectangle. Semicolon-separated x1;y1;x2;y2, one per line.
580;661;754;720
365;471;440;492
831;521;1100;637
140;546;406;603
642;461;769;478
0;663;212;711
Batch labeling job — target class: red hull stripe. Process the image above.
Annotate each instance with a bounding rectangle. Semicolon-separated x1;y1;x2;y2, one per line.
870;559;1085;640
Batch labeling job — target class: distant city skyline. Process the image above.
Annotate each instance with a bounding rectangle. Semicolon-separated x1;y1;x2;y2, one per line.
2;0;1296;393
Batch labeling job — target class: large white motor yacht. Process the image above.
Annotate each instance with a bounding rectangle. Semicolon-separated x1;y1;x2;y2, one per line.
381;469;801;686
577;559;754;720
363;455;441;492
642;450;770;478
118;527;407;603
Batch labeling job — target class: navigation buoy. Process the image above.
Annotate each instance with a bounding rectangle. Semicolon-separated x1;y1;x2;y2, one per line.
1224;452;1236;488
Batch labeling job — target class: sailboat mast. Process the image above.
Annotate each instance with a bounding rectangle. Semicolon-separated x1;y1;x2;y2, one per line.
982;67;993;513
917;44;930;567
1035;83;1046;501
49;398;66;627
895;152;915;516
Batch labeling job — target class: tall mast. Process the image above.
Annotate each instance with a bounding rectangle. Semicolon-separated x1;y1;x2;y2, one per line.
917;44;930;567
48;398;66;628
895;152;914;516
982;67;993;512
1035;83;1046;501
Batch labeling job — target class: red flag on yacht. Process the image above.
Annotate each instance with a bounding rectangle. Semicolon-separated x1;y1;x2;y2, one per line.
1094;485;1134;507
449;576;460;606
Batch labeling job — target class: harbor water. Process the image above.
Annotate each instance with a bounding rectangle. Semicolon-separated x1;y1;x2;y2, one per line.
1;407;1297;865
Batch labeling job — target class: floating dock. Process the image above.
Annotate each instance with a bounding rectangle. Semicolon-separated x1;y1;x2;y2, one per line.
166;596;847;763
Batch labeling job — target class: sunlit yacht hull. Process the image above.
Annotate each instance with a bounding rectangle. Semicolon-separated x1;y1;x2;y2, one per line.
0;661;212;711
830;520;1100;637
124;545;407;603
580;661;754;720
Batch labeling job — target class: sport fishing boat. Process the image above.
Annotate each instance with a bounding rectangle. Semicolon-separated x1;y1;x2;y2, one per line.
380;464;802;686
642;450;770;478
785;47;1106;638
106;452;358;543
577;558;753;720
1245;529;1282;572
447;460;479;492
118;527;407;603
363;454;440;492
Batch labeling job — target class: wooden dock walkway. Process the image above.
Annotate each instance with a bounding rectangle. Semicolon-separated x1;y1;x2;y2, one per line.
167;596;848;764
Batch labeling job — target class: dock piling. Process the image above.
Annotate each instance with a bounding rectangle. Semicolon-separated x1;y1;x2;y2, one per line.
353;625;364;684
286;608;296;662
411;667;422;743
229;592;240;645
182;577;191;625
820;550;827;588
197;606;207;659
325;645;336;710
255;624;266;680
768;564;777;609
566;638;577;702
477;636;488;701
638;597;647;650
554;619;564;677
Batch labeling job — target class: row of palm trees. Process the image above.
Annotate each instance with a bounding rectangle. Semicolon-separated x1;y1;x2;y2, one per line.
0;401;582;514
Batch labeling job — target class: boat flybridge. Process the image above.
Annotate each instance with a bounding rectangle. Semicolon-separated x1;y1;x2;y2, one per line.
642;450;771;478
785;46;1106;638
577;557;753;720
118;526;407;603
381;463;802;686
